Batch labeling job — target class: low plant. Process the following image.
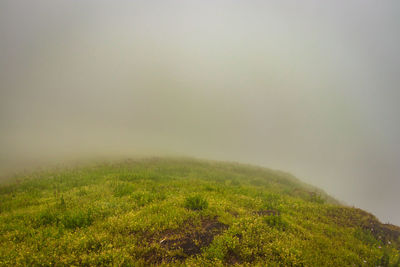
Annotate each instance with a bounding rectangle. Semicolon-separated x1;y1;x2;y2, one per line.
264;214;288;230
309;192;325;204
113;183;135;197
61;209;94;229
184;195;208;211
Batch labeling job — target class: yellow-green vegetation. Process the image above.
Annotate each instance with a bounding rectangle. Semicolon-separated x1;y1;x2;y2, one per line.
0;157;399;266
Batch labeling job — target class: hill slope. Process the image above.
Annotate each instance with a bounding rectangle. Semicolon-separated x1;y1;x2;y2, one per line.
0;157;399;266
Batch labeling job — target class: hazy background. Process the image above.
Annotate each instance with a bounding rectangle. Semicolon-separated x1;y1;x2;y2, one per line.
1;1;399;224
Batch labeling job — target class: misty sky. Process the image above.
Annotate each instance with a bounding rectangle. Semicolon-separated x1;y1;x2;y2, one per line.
1;1;399;224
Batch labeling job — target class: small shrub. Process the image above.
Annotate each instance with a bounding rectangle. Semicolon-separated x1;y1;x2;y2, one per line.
118;173;141;182
113;183;135;197
184;195;208;211
130;192;154;207
354;228;380;246
37;209;59;226
59;195;66;210
309;192;325;204
264;214;288;231
204;185;216;191
77;188;88;196
61;209;94;229
262;193;282;210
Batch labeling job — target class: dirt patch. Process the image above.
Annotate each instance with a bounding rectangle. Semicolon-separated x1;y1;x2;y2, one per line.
225;248;242;265
160;217;228;255
143;216;228;264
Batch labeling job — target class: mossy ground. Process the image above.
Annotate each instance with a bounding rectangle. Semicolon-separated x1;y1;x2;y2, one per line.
0;157;399;266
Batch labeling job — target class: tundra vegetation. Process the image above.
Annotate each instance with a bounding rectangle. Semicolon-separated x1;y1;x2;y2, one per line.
0;157;399;266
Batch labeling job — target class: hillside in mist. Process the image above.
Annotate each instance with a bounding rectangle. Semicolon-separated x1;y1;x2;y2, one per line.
2;0;400;226
0;157;399;266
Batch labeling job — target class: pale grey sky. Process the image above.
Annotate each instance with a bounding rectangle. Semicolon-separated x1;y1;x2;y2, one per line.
1;0;399;224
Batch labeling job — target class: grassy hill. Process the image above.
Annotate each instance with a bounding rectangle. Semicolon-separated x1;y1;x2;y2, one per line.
0;157;399;266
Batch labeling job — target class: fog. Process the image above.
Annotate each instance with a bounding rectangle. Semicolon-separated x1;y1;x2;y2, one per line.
1;1;399;224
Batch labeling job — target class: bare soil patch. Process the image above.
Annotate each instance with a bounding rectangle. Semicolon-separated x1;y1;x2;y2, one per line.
143;216;228;264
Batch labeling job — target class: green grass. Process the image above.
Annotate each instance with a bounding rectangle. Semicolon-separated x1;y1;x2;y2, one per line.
0;157;399;266
184;195;209;211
